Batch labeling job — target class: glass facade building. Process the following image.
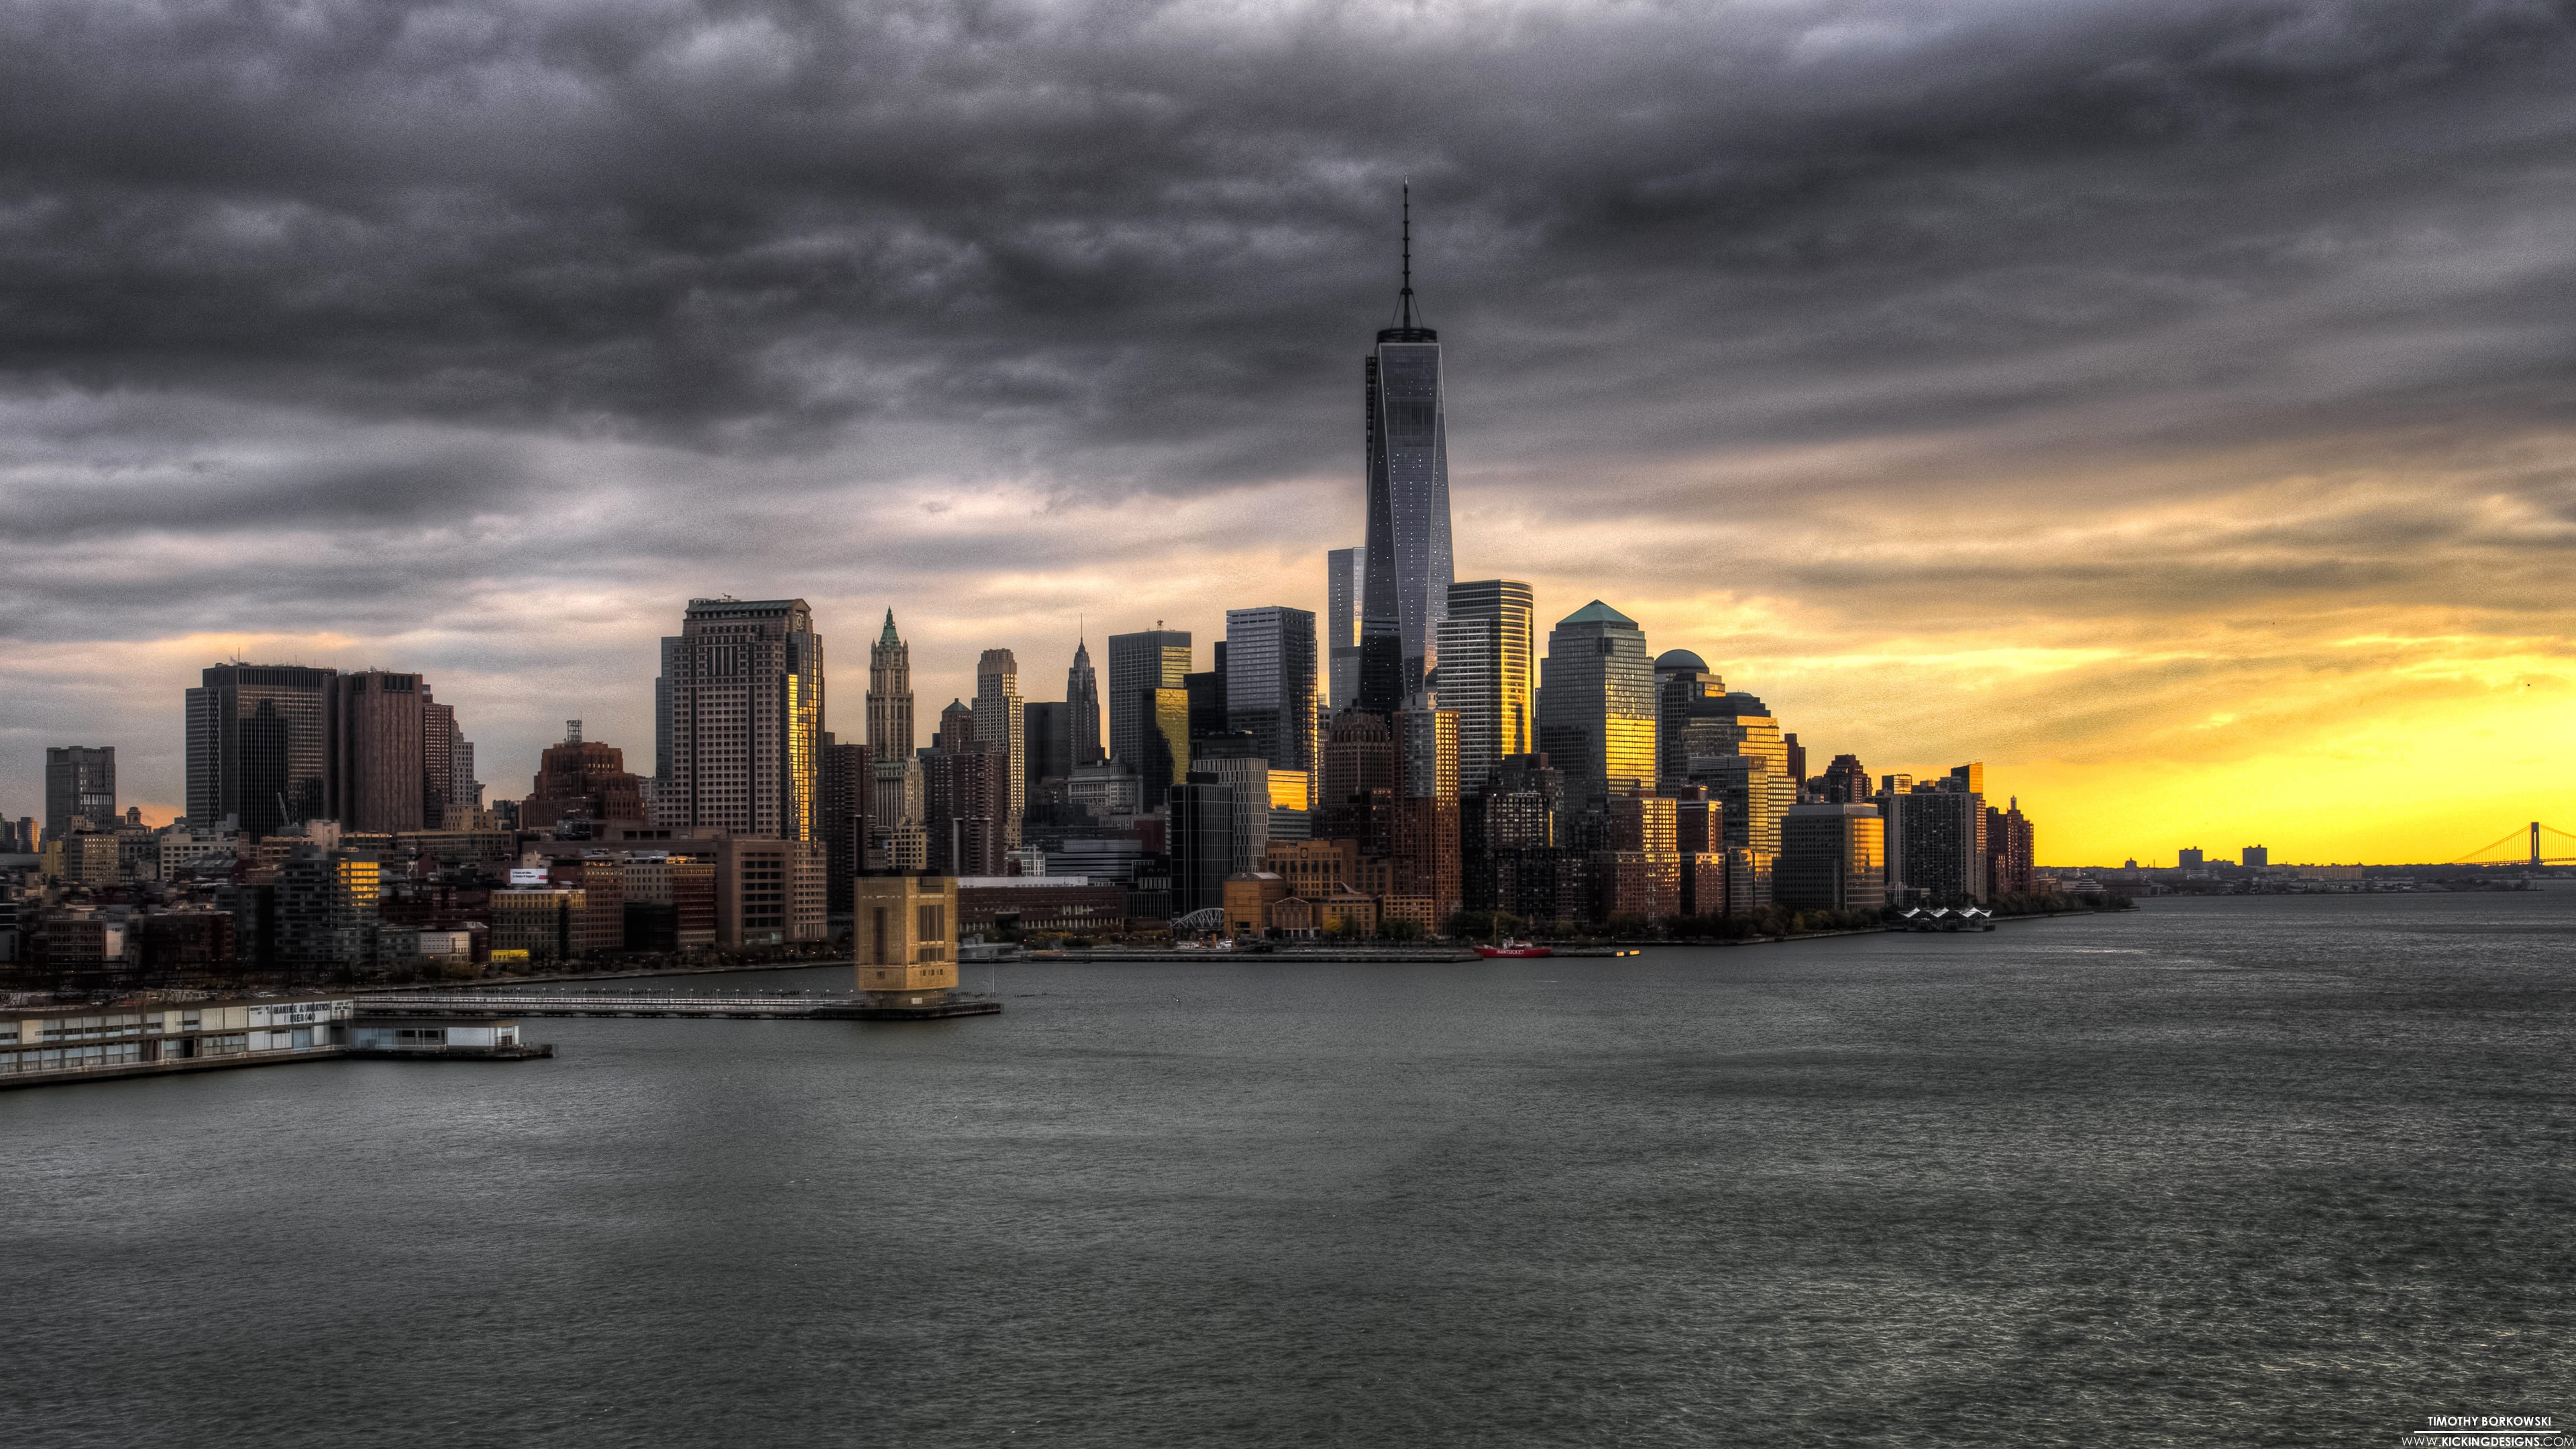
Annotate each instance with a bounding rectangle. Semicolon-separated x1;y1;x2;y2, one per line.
1108;629;1191;776
1436;580;1535;794
1358;196;1453;710
44;746;115;843
1325;547;1365;710
1224;606;1319;775
1534;600;1657;813
186;664;337;839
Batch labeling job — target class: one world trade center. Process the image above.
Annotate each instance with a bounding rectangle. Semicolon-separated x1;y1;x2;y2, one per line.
1358;186;1455;712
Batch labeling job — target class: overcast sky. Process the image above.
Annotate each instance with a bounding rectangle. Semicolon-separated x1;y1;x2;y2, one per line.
5;0;2573;861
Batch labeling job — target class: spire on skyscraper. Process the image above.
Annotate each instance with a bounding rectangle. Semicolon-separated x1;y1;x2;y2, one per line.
879;608;900;647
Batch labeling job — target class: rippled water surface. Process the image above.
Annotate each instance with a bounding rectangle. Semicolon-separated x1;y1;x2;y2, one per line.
4;893;2571;1446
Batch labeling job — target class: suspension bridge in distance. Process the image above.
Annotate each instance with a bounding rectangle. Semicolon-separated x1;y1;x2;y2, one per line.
2449;822;2576;867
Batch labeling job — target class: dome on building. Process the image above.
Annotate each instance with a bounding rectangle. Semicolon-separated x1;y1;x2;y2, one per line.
1653;649;1709;674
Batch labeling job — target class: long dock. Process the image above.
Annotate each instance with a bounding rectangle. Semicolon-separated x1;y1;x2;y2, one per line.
354;992;1001;1021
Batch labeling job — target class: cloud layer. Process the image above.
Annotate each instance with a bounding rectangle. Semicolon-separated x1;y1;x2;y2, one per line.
5;0;2573;861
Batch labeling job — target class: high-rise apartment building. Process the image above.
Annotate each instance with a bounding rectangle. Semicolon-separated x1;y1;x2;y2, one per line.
1434;580;1534;795
655;596;824;841
1066;637;1103;765
1226;606;1319;775
867;610;914;764
44;746;115;843
1358;189;1453;710
186;663;337;838
1326;547;1366;709
330;669;427;833
1888;785;1986;904
1778;803;1886;913
975;649;1026;846
1534;601;1656;813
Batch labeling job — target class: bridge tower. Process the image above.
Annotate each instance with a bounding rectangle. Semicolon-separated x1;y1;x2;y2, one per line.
853;874;959;1007
2534;821;2543;868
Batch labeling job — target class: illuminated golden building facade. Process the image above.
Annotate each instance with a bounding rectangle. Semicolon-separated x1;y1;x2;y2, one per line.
852;874;958;1004
655;596;824;841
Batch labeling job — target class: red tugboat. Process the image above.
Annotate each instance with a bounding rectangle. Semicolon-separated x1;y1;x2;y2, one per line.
1474;939;1553;959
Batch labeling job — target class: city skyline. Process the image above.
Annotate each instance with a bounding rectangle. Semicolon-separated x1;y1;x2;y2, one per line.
7;0;2575;863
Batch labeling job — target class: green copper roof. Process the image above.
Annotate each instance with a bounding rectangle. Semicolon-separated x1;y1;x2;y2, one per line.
879;608;900;646
1559;599;1636;627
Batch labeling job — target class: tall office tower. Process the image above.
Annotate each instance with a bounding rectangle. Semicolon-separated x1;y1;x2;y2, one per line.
867;610;914;765
1358;189;1453;711
1024;702;1071;790
657;596;825;841
1534;601;1656;814
656;637;679;783
186;664;337;839
1066;636;1104;765
1777;803;1886;913
1108;628;1191;770
1167;772;1236;916
44;746;115;842
1672;689;1794;857
1784;735;1808;794
1226;606;1319;774
1822;754;1872;806
1654;651;1723;786
975;649;1026;847
1185;647;1229;743
1949;762;1985;796
1326;547;1366;708
1393;708;1462;922
820;733;870;916
521;725;648;832
328;669;427;833
936;698;975;750
1434;580;1534;794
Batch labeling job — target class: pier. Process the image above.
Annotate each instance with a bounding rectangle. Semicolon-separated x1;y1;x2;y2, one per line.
355;992;1002;1022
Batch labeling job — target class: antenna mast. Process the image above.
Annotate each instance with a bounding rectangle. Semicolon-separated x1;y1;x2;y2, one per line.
1399;181;1416;330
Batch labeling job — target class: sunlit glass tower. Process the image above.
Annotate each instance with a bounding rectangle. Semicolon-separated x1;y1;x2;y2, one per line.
1358;184;1454;713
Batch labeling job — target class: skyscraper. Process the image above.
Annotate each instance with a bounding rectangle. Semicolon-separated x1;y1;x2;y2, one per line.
1435;580;1534;795
1326;547;1365;709
1393;708;1462;922
1534;601;1656;814
1066;635;1103;765
867;610;914;764
186;663;336;838
655;596;825;841
1108;627;1191;775
1358;188;1453;710
1674;689;1794;858
328;670;428;833
1225;606;1319;775
975;649;1026;846
44;746;115;842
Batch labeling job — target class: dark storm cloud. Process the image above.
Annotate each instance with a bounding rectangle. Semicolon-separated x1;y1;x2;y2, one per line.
4;0;2572;468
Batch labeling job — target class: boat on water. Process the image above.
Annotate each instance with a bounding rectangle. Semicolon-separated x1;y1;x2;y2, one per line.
1475;940;1553;959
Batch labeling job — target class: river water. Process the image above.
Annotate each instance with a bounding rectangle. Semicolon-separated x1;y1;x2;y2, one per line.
4;893;2569;1446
